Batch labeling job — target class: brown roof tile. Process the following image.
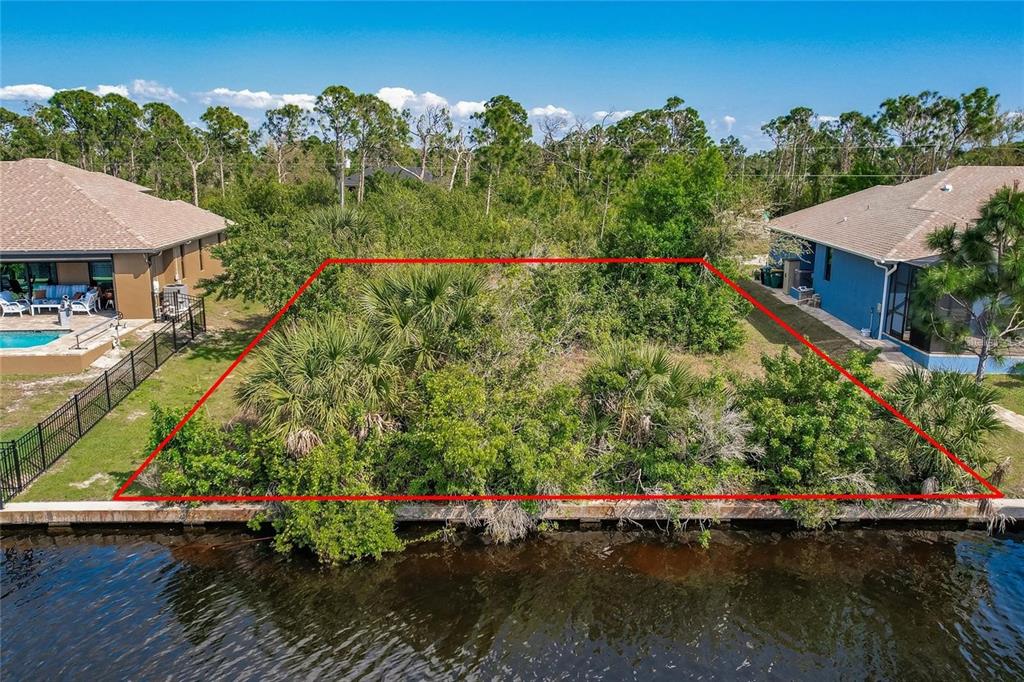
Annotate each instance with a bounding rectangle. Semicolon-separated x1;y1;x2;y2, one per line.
1;158;227;254
768;166;1024;262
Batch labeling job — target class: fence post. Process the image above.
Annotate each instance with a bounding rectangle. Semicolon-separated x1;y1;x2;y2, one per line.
152;333;159;366
11;440;23;493
130;349;137;387
37;423;46;465
104;371;112;410
171;317;178;350
201;297;207;332
188;302;196;340
74;394;83;438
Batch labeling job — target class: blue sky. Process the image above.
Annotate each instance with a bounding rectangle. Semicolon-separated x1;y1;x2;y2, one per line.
2;1;1021;149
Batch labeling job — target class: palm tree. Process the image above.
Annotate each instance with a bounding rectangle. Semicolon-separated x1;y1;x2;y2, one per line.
584;341;696;446
304;204;374;256
884;366;1001;490
914;183;1024;382
236;317;401;454
359;266;483;370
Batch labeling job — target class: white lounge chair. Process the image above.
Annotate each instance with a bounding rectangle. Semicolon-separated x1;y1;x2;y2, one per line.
70;290;99;315
0;291;31;317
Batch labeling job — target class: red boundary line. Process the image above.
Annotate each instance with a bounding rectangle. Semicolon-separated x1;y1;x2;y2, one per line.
113;257;1003;502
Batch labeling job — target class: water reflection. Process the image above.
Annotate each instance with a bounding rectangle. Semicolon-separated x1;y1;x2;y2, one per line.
3;529;1022;679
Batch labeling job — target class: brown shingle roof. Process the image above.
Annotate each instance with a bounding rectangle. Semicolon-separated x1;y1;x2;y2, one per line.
769;166;1024;262
1;158;227;254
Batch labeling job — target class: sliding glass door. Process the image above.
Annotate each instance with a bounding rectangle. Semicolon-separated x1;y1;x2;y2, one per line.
885;263;916;342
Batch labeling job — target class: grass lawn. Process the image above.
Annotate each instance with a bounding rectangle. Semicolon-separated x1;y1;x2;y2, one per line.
985;427;1024;498
684;279;868;380
1;326;154;442
15;297;267;502
985;374;1024;415
979;375;1024;497
1;372;99;441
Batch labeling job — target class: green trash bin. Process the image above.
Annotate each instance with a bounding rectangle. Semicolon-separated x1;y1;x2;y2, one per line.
768;270;783;288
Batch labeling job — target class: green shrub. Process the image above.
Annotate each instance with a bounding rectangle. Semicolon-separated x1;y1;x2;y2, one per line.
740;349;882;493
881;366;1001;491
151;406;283;496
599;152;750;351
273;439;404;564
378;364;587;496
582;342;758;494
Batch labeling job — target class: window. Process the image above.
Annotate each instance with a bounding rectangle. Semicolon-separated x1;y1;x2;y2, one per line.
88;261;114;292
1;262;56;296
823;247;833;282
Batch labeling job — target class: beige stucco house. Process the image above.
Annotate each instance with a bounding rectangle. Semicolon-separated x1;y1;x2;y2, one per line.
0;158;228;320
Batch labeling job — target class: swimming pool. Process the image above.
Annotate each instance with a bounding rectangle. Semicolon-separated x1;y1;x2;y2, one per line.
0;330;69;349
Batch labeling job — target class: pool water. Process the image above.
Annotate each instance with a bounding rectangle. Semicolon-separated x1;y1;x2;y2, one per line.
0;330;68;349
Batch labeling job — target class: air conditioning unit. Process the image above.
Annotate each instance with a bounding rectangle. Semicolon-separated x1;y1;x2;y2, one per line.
161;283;189;318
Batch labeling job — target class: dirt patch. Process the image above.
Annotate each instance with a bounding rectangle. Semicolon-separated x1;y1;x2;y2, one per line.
69;472;112;490
538;347;594;387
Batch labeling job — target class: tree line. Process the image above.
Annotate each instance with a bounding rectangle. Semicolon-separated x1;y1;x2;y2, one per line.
1;85;1020;214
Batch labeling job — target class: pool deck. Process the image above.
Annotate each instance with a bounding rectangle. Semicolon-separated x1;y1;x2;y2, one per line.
0;311;157;374
1;500;1021;528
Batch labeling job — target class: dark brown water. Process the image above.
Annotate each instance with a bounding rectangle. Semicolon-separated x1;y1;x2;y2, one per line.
2;528;1022;680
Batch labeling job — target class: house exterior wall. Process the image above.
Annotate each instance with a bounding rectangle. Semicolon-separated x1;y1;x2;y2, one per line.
155;247;178;287
55;261;90;285
152;232;225;293
198;234;225;277
883;334;1024;374
811;244;886;337
181;241;201;283
112;253;154;319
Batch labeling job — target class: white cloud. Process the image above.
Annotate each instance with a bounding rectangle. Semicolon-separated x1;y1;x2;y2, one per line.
94;84;129;97
530;104;572;118
279;93;316;110
199;87;315;110
0;83;57;101
723;115;736;132
376;86;448;114
376;86;416;109
1;79;184;104
816;115;839;124
452;100;486;118
200;87;277;108
130;79;183;102
592;109;633;124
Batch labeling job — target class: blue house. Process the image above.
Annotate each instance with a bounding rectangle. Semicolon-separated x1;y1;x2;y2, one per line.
768;165;1024;374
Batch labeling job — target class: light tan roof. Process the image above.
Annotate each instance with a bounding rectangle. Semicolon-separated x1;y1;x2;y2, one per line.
1;158;227;254
769;166;1024;262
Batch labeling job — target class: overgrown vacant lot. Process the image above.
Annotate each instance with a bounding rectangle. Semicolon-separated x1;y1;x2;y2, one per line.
14;270;1019;502
15;297;266;502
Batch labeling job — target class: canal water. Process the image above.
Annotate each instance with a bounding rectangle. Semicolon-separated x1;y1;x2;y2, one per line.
2;528;1022;679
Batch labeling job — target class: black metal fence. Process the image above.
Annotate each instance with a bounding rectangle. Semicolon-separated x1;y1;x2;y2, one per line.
0;296;207;503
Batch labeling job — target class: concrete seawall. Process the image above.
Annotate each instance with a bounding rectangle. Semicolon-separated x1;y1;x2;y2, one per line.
2;500;1022;529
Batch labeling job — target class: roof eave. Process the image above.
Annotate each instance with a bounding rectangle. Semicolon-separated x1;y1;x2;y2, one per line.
770;225;910;264
0;227;227;259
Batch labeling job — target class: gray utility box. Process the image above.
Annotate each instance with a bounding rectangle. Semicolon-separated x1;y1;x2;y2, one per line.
161;283;189;318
